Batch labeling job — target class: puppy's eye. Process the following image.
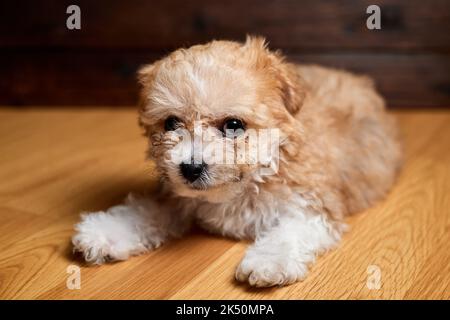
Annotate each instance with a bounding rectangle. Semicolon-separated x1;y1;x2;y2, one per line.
221;118;245;137
164;116;181;131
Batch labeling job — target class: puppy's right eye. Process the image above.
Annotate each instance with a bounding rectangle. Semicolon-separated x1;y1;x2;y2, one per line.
164;116;181;131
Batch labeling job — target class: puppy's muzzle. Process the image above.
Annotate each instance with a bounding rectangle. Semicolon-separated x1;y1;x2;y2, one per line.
180;162;208;183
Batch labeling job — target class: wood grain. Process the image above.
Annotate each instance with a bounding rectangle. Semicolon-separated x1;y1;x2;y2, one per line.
1;1;450;107
2;0;449;50
2;51;449;107
0;108;449;299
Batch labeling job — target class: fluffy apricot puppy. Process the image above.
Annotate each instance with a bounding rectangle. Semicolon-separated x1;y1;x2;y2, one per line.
72;37;401;287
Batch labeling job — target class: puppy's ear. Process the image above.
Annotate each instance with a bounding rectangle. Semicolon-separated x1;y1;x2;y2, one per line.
273;60;307;116
243;35;307;115
137;63;157;88
137;63;158;130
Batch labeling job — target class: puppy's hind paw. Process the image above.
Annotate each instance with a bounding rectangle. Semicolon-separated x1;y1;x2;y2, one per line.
235;251;308;287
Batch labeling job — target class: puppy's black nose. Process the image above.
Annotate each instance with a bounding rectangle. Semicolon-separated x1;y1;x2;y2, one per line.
180;162;207;182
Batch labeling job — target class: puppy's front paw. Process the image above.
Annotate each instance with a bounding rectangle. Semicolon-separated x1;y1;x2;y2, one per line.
72;231;119;264
72;211;151;264
235;250;308;287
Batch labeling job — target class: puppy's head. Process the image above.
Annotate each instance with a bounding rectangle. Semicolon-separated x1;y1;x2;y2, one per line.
138;37;306;203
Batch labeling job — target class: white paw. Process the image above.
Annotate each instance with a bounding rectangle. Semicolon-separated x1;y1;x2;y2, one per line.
72;209;157;264
235;250;309;287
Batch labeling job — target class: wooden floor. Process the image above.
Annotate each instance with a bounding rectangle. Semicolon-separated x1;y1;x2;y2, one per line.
0;107;449;300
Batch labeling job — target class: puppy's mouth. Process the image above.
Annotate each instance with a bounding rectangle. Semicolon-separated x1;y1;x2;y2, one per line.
185;177;211;191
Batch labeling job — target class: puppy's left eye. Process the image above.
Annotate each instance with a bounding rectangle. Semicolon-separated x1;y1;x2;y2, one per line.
221;118;245;137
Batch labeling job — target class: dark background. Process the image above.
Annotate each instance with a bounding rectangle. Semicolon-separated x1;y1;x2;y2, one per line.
1;0;449;108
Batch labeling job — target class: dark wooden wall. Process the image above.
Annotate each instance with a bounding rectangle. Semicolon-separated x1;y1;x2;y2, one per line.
1;0;449;107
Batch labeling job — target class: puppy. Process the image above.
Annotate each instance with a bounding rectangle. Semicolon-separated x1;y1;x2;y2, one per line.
72;37;402;287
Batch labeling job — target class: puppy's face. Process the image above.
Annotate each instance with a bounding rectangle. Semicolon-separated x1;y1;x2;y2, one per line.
138;37;305;202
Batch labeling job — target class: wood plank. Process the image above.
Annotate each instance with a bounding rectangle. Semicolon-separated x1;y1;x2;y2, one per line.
1;0;449;50
403;233;450;299
1;52;449;107
0;108;449;299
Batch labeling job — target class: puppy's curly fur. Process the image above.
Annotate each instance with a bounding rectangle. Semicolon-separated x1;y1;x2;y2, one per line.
72;37;402;287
